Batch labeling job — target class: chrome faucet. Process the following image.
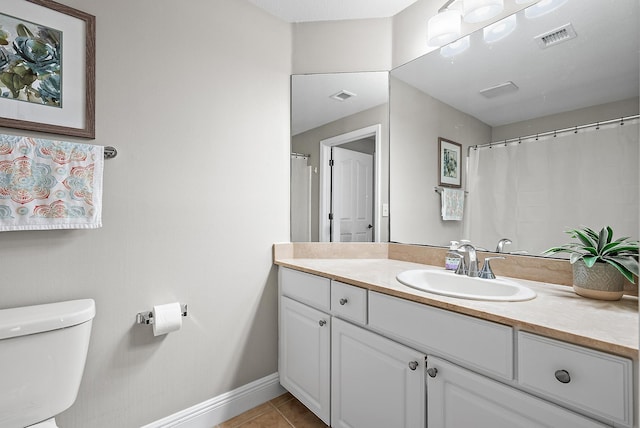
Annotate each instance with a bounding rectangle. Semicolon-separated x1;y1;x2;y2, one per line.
455;243;479;277
496;238;512;253
478;256;505;279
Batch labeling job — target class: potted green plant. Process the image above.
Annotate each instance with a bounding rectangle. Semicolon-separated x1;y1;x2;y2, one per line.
544;226;639;300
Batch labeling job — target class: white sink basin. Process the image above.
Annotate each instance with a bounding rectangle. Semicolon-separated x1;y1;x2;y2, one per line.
396;269;536;302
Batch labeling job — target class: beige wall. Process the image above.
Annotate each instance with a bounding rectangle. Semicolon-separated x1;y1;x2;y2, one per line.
0;1;291;427
389;77;491;246
292;18;393;74
292;104;389;242
492;97;640;141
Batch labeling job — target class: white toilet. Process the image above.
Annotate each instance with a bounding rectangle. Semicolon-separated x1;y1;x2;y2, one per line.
0;299;95;428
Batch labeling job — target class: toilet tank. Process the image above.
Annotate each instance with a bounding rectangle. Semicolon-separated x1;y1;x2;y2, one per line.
0;299;95;428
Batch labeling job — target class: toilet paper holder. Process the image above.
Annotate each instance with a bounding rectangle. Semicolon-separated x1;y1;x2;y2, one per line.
136;303;188;325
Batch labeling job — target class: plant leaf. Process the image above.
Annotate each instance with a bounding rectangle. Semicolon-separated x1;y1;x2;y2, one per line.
597;227;608;252
602;243;639;256
569;253;581;264
606;258;636;283
572;228;596;249
607;255;639;277
581;226;599;241
582;255;598;267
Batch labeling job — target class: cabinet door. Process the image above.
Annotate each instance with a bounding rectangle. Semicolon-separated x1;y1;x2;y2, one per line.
279;296;331;424
427;356;609;428
332;318;426;428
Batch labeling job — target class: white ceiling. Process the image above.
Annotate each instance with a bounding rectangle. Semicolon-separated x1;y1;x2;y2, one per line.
292;72;388;135
393;0;639;127
247;0;419;23
291;0;639;135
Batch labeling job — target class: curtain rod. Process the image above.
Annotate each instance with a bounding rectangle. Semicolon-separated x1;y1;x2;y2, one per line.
468;114;640;154
291;152;310;158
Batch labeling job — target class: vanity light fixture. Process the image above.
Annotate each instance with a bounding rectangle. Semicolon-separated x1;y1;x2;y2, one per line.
522;0;568;19
427;8;462;47
428;0;507;47
462;0;504;23
440;35;471;57
483;14;517;43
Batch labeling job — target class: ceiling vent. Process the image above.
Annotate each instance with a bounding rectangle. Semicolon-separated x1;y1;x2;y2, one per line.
330;90;356;101
535;23;577;49
479;81;519;99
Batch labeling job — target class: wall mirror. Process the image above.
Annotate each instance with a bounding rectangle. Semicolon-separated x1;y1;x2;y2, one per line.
390;0;639;256
290;72;389;242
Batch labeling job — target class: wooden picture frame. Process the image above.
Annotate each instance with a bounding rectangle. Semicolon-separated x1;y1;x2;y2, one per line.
0;0;95;138
438;137;462;188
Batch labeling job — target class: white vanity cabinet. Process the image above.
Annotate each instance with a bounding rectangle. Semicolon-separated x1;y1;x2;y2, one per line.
518;332;633;426
278;266;634;428
279;269;331;424
426;356;609;428
331;317;425;428
279;268;425;427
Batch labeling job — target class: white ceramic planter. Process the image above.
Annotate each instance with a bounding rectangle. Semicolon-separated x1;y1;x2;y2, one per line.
572;260;626;301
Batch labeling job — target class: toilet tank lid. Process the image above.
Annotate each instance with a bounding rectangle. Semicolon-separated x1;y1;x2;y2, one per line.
0;299;95;340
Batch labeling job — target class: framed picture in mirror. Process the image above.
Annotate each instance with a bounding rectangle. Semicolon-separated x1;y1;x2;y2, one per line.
438;137;462;188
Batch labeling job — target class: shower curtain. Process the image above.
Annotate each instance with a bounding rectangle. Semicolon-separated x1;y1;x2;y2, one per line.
291;155;312;242
464;118;639;255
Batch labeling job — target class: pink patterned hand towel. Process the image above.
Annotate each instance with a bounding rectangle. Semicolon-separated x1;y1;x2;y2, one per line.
0;134;103;231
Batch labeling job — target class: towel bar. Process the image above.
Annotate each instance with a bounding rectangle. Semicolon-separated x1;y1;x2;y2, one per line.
104;146;117;159
434;186;468;195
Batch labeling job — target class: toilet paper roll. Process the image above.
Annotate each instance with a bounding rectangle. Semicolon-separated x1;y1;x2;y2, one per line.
152;302;183;336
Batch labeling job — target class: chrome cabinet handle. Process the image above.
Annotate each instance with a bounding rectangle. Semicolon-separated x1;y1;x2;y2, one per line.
339;298;348;305
427;367;438;378
554;369;571;384
318;320;326;327
408;361;418;371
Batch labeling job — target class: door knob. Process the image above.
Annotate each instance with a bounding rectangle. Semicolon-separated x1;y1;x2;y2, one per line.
367;224;373;229
318;320;326;327
339;298;348;305
427;367;438;378
408;361;419;371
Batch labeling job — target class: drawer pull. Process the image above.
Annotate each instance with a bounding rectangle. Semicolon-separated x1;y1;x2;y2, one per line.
339;298;348;305
427;367;438;378
554;369;571;384
408;361;419;370
318;320;327;327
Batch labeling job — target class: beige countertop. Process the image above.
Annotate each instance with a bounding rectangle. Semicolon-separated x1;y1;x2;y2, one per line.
274;244;638;360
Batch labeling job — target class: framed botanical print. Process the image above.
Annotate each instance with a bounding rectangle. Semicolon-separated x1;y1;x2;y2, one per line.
0;0;95;138
438;137;462;188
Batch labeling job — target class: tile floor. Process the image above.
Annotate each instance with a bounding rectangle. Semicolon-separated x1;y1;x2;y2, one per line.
215;392;328;428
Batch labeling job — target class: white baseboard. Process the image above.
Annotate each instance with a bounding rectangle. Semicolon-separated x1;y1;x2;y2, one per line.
141;373;286;428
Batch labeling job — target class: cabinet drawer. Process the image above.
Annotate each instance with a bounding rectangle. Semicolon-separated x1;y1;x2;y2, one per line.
517;332;633;426
331;281;367;325
280;268;330;311
368;291;513;380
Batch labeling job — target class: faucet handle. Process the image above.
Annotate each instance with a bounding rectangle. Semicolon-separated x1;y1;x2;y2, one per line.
452;253;468;275
479;256;505;279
